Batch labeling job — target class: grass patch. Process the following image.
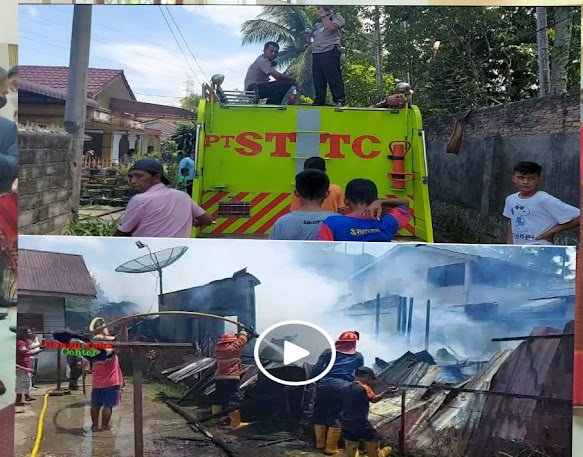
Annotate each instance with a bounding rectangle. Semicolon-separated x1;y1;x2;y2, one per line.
65;214;120;236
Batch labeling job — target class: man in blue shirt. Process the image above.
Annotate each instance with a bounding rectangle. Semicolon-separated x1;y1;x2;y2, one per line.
310;331;364;454
178;151;195;196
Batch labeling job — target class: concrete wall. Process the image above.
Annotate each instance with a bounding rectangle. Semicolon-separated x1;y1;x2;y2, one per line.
424;92;580;245
18;127;74;235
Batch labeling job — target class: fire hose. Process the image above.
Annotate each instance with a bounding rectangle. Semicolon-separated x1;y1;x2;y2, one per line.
30;312;259;457
95;311;260;338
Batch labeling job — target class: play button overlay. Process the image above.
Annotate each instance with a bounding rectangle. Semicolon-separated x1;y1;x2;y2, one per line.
283;340;310;366
254;320;336;387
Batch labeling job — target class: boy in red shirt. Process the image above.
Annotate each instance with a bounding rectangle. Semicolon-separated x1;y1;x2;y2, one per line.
317;179;410;242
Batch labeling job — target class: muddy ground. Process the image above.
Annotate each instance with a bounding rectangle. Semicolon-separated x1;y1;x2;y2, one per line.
14;376;334;457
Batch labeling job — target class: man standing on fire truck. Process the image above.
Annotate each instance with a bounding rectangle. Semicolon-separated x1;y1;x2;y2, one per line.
311;6;346;107
212;329;254;428
310;331;364;454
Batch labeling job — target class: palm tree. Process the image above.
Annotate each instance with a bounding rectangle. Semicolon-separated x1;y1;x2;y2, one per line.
241;6;317;98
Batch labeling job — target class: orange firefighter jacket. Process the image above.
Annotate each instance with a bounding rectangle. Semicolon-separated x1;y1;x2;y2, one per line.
214;333;248;380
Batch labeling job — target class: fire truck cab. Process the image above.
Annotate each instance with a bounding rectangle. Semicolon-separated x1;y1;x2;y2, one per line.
190;74;433;242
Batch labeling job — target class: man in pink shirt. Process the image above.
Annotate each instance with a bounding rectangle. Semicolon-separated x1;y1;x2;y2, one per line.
114;159;213;238
90;320;123;432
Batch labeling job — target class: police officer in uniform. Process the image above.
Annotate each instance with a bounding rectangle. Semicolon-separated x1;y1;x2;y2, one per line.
311;6;346;107
244;42;299;105
310;331;364;454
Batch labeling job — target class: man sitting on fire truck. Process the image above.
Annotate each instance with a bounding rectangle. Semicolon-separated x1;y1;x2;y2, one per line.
317;179;410;242
244;42;299;105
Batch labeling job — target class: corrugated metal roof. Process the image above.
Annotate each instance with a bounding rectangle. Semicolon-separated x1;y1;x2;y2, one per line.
19;249;96;297
534;283;576;299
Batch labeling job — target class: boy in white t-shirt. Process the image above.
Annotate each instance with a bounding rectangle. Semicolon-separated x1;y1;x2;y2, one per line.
503;161;579;245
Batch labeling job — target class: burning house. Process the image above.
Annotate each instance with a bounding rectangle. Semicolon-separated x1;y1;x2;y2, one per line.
339;245;574;357
157;268;260;342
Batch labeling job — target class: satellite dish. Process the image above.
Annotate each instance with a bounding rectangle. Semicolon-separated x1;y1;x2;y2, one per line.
115;243;188;308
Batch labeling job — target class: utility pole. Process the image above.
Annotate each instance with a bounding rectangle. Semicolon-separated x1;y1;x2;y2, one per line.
65;5;92;222
535;7;550;97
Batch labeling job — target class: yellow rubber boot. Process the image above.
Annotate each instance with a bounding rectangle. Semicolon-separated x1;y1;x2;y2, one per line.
314;425;327;449
325;427;342;454
344;440;360;457
229;410;250;429
365;441;392;457
379;446;392;457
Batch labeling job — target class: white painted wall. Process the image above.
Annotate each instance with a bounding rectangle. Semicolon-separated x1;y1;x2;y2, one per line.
0;2;18;45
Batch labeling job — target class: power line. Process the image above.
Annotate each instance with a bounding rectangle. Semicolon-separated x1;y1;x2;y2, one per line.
158;6;203;87
164;5;210;84
135;92;184;98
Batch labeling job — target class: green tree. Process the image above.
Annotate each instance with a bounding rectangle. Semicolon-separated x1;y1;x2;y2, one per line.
171;122;198;154
344;63;395;107
548;7;581;93
381;6;580;115
181;93;202;113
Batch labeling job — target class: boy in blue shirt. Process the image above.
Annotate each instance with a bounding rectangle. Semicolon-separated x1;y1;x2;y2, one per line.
317;179;410;242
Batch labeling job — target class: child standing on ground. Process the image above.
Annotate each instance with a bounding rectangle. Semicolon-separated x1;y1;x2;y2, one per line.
175;168;189;193
317;179;410;242
270;169;340;240
341;366;399;457
503;161;579;245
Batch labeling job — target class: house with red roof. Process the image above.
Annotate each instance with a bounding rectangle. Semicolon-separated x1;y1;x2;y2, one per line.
18;65;195;162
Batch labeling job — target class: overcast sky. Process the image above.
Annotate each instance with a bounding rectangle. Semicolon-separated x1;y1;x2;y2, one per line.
19;5;269;105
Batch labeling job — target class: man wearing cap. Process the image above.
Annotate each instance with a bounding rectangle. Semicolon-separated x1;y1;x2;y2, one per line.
114;158;213;238
342;367;398;457
88;318;124;432
310;330;364;454
211;330;251;428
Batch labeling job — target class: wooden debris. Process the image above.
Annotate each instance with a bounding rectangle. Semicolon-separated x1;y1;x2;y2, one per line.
162;397;238;456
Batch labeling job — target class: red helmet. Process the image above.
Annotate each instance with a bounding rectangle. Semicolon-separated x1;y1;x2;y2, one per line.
218;333;237;344
337;331;360;342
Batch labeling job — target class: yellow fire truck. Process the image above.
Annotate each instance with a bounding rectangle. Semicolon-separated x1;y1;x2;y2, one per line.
190;75;433;242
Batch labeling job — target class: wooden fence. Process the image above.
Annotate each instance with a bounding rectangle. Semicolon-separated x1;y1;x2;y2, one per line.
82;157;120;169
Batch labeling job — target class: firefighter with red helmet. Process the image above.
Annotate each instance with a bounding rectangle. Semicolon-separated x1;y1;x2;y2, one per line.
310;330;364;454
212;329;252;428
